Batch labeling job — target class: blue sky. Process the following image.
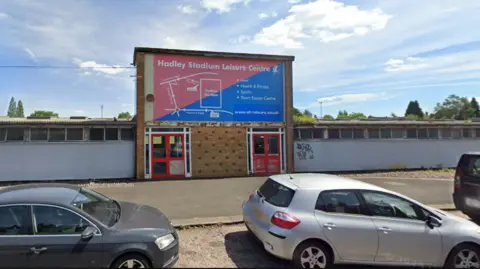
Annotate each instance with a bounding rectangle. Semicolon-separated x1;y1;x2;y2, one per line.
1;0;480;118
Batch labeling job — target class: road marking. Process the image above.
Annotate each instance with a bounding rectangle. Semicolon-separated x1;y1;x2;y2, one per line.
384;181;406;186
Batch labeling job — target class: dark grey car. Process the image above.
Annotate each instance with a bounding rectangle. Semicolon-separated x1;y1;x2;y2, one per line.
0;183;179;268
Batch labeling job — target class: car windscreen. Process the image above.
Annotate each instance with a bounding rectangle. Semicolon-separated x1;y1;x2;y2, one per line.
71;187;120;227
257;178;295;208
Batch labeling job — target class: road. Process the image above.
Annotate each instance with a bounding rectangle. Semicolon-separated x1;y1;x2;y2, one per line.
92;176;454;221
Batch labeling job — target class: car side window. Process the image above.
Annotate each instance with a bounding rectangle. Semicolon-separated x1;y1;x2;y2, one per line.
316;190;362;215
33;206;89;235
0;205;31;235
360;191;426;221
468;157;480;177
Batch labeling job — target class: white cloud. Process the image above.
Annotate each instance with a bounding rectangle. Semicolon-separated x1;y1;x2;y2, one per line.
0;12;9;19
200;0;251;13
74;110;85;114
253;0;392;48
384;57;429;72
258;12;278;19
24;48;36;60
177;4;198;14
288;0;301;3
317;92;392;106
74;59;126;75
229;35;252;44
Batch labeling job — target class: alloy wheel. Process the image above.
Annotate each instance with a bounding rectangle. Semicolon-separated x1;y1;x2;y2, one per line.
455;249;480;268
300;246;327;268
118;259;146;268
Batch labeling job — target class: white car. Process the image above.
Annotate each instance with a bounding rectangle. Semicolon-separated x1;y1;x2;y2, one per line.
242;173;480;268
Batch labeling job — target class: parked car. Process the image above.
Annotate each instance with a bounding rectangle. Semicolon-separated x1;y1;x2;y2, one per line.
243;173;480;268
0;183;179;268
453;152;480;220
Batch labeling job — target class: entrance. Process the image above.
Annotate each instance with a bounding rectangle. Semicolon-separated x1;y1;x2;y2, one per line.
151;134;185;178
252;134;281;175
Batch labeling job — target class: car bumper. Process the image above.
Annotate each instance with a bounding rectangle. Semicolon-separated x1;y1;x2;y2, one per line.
242;202;297;260
151;240;180;268
453;192;463;211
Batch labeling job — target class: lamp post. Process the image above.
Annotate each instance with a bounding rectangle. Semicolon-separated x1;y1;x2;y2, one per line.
319;101;323;119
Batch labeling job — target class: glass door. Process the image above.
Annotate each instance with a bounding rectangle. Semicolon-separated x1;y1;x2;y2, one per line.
151;135;168;178
151;134;185;179
252;134;281;175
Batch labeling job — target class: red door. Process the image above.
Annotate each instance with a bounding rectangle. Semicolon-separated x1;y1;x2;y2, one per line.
151;134;185;179
252;134;281;175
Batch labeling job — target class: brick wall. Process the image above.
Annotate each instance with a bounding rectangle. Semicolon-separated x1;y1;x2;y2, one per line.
135;53;145;179
191;127;248;178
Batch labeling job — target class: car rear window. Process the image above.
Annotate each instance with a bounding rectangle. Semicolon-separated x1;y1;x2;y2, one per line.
459;154;480;178
257;178;295;208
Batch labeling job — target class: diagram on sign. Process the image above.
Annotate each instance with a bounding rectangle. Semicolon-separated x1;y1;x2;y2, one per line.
159;72;234;119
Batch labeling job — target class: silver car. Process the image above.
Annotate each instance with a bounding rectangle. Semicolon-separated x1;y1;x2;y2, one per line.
242;173;480;268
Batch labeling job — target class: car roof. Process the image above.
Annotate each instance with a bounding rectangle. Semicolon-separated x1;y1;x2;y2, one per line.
463;152;480;156
270;173;387;192
0;183;81;205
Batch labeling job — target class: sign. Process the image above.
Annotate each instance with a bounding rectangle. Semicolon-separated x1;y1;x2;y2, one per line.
153;54;284;122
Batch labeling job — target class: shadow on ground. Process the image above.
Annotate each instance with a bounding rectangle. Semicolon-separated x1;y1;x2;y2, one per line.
224;230;288;268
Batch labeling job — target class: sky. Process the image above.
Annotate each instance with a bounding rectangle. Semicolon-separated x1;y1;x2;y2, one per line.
1;0;480;118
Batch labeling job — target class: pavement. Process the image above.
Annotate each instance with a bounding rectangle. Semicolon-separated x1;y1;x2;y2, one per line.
89;175;455;227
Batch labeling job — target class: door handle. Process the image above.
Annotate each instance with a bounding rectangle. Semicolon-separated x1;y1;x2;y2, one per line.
30;247;47;255
378;227;392;233
323;223;336;229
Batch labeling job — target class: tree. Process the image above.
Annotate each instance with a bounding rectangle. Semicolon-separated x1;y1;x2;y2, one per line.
322;114;334;120
405;100;424;118
433;95;472;120
7;97;17;117
30;110;59;117
16;100;24;117
303;109;313;117
118;111;132;119
293;107;303;117
390;112;398;118
336;110;367;120
471;97;480;117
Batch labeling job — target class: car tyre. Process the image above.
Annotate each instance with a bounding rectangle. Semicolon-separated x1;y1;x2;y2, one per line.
111;253;151;269
292;241;333;269
444;243;480;268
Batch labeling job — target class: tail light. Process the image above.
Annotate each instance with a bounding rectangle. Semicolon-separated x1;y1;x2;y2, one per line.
271;211;300;229
455;168;463;190
249;191;255;201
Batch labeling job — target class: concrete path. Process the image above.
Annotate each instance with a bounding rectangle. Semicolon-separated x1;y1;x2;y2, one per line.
91;175;455;223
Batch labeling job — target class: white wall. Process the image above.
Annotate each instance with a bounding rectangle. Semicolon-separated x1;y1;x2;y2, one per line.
0;142;135;181
294;140;480;172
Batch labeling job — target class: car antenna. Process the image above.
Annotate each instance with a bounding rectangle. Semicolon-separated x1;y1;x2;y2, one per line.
288;174;294;180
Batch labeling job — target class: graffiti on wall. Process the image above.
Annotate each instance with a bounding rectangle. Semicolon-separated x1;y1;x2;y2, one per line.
296;143;314;160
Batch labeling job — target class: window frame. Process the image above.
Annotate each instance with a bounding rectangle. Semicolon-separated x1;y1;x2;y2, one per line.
5;127;25;142
48;128;66;142
89;127;105;141
66;128;84;141
29;204;102;237
30;128;49;141
105;128;119;141
357;190;438;222
315;189;369;216
0;128;6;142
0;204;33;236
120;128;134;141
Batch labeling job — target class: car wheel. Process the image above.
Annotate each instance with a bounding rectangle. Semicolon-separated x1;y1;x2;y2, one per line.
445;243;480;268
292;241;332;269
111;254;151;269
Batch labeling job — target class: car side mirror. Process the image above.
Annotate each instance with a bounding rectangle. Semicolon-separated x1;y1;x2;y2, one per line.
81;226;97;240
426;215;442;229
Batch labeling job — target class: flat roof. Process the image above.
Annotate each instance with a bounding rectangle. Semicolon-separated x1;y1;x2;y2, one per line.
296;119;480;127
0;117;136;126
133;47;295;65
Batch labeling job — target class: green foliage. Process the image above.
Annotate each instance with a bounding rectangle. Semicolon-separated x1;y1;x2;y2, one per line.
303;109;313;117
390;112;398;118
30;110;59;117
404;100;424;118
432;95;477;120
336;110;367;119
118;111;132;119
16;100;24;117
322;114;334;120
294;115;317;124
7;97;17;117
471;97;480;117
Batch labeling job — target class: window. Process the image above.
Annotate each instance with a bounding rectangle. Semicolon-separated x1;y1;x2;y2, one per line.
340;129;353;139
360;191;426;221
33;206;89;235
463;128;473;139
71;188;119;227
317;190;362;215
406;128;417;139
465;155;480;177
442;128;452;139
89;128;104;141
257;179;295;208
48;128;65;142
0;128;5;141
428;128;439;139
353;128;364;139
6;128;24;141
476;128;480;139
0;205;30;235
254;135;265;154
380;128;391;139
392;128;404;138
452;129;462;139
120;128;134;141
328;129;340;139
105;128;118;141
67;128;83;141
30;128;48;141
145;134;150;175
313;129;324;139
299;129;313;139
368;128;379;139
417;128;427;139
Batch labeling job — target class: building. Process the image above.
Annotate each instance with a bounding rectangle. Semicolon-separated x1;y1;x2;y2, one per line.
294;119;480;172
0;116;136;181
132;47;295;179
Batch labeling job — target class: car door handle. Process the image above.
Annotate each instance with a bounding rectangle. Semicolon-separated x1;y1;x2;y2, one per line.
323;223;336;229
30;247;47;255
378;227;392;233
